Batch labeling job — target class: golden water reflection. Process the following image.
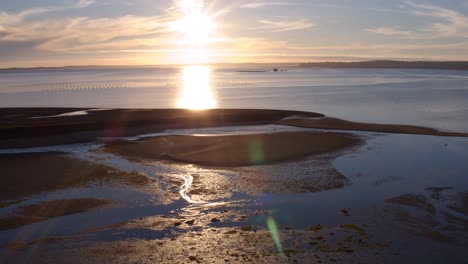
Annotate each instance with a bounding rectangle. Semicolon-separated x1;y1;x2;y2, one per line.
177;65;217;110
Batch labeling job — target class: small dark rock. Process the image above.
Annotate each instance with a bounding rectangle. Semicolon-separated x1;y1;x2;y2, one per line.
240;226;252;232
210;218;221;223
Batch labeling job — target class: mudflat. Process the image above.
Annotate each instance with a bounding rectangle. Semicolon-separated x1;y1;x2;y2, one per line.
105;132;360;166
1;108;467;149
277;117;468;137
0;108;321;148
0;152;154;201
0;199;111;231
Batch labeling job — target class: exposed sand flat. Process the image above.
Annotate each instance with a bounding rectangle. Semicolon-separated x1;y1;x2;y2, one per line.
0;108;321;148
105;132;360;167
2;108;467;149
0;152;155;201
42;224;390;264
0;199;111;231
277;117;468;137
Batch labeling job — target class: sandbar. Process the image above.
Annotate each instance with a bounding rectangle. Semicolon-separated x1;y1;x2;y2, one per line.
105;132;360;167
277;117;468;137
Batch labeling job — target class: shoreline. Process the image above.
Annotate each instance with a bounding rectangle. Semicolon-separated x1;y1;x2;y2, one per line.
0;108;321;148
1;108;467;149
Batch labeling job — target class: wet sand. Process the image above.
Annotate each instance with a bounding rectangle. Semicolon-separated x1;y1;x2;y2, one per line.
2;108;468;150
60;223;389;264
2;108;468;263
277;117;468;137
105;132;360;166
0;152;154;201
0;108;321;148
0;199;111;231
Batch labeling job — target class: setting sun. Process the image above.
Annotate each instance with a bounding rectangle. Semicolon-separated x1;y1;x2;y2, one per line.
170;0;217;46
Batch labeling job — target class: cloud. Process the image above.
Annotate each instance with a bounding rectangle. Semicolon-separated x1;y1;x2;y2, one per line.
0;7;55;25
256;18;314;32
366;27;423;39
240;2;292;9
0;0;95;26
0;39;47;60
406;1;468;38
366;27;412;37
0;15;172;52
75;0;95;8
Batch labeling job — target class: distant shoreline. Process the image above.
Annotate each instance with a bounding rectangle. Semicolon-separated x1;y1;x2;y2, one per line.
2;60;468;72
299;60;468;70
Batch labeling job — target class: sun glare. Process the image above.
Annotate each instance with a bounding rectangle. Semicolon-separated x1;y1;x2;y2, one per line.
171;0;217;46
177;65;217;110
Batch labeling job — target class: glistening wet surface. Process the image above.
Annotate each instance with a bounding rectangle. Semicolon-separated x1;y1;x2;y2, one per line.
1;125;468;263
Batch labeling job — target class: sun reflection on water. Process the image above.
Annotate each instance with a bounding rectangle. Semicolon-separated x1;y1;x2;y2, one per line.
177;65;217;110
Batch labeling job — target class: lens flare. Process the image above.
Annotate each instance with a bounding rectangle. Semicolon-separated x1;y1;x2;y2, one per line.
249;140;265;165
266;215;284;255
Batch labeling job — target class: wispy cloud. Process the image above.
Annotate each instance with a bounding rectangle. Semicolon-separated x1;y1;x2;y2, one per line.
366;27;412;37
240;2;293;9
0;7;55;25
256;18;314;32
0;15;172;51
406;1;468;38
366;26;422;39
0;0;95;26
75;0;95;8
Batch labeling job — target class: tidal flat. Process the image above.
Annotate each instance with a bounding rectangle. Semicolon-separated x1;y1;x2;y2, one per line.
1;108;468;263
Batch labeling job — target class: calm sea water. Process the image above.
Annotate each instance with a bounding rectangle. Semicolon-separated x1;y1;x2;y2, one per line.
1;65;468;132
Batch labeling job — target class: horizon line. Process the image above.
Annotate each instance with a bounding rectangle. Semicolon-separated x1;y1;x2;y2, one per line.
3;59;468;71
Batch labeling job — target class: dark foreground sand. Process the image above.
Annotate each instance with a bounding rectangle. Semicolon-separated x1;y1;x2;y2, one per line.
2;108;468;263
0;199;111;231
2;108;467;149
0;108;321;148
0;152;155;201
106;132;360;166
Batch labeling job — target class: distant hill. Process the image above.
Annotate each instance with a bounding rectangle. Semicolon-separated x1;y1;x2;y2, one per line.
299;60;468;70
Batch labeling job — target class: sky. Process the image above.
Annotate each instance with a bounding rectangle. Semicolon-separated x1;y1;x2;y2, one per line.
1;0;468;67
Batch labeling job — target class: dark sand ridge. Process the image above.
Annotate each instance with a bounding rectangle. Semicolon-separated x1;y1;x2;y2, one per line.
0;108;322;148
276;117;468;137
1;108;468;149
105;132;360;167
0;152;155;201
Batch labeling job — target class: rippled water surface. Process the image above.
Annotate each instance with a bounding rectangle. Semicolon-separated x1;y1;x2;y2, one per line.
1;66;468;131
